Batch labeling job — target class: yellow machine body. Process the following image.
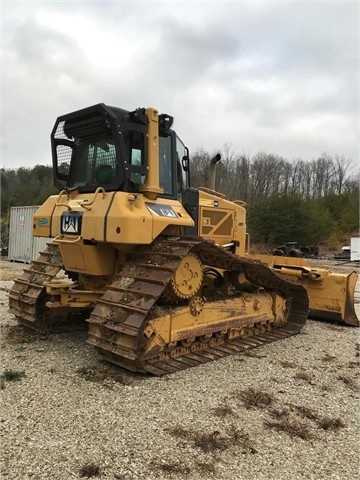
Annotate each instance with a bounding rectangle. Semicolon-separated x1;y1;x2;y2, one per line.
9;103;357;376
34;189;194;275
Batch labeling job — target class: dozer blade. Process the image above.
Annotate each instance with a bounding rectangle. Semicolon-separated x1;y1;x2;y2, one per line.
270;264;358;326
305;270;358;326
247;254;358;327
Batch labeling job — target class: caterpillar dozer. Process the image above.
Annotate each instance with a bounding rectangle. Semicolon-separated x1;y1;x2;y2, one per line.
9;104;358;375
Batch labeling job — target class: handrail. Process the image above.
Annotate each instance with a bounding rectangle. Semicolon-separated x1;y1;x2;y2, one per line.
54;187;106;211
53;235;81;244
55;190;71;210
80;187;106;210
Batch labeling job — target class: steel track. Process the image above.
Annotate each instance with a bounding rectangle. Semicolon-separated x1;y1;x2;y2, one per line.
87;236;309;374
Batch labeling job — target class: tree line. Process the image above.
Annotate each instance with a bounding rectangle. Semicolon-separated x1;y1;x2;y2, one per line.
191;147;357;202
190;148;358;249
1;150;359;250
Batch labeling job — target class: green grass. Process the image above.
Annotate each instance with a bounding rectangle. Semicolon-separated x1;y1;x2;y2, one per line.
0;369;25;382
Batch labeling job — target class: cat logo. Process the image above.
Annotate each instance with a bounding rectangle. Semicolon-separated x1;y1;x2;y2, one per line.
60;212;83;235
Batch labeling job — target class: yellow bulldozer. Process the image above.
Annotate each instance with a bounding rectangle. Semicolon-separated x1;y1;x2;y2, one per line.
9;104;358;375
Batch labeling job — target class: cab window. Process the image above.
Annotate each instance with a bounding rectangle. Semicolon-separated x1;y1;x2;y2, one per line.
159;136;173;196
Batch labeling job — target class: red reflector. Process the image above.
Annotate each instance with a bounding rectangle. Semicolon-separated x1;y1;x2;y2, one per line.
116;227;121;234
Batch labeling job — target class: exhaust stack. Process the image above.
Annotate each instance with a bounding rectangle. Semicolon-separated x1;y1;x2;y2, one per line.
209;154;221;190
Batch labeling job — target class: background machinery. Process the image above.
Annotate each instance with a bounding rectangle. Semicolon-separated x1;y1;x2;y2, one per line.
9;104;358;375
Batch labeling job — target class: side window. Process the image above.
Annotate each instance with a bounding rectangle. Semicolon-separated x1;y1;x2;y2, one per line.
124;129;146;189
130;146;143;186
159;136;173;195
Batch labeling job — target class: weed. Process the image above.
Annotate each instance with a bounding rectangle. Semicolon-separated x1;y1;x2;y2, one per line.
194;430;229;453
264;417;313;440
164;426;193;441
165;424;256;455
321;354;337;362
355;343;359;357
0;369;25;382
228;426;257;454
269;408;290;419
294;371;314;384
317;417;346;431
289;404;319;421
157;462;191;475
79;462;101;478
243;351;267;359
320;384;333;392
285;403;345;432
279;360;297;368
195;461;216;475
236;387;274;409
212;405;235;418
76;365;133;386
338;375;358;392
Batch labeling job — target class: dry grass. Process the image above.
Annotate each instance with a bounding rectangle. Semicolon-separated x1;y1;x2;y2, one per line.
264;417;313;440
317;417;346;431
75;364;137;386
293;371;314;384
289;404;318;422
268;407;290;419
268;402;347;435
212;405;236;418
195;461;216;476
164;426;193;442
156;462;191;476
321;354;337;362
193;430;229;453
279;360;298;368
243;351;267;359
165;424;257;455
79;463;101;478
236;387;275;409
337;375;358;392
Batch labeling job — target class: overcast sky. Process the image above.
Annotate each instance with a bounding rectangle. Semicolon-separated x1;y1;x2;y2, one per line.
1;1;358;169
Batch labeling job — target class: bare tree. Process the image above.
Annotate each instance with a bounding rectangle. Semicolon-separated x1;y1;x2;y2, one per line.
332;155;355;195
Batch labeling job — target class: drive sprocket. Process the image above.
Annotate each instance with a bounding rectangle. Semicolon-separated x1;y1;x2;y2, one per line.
168;252;203;299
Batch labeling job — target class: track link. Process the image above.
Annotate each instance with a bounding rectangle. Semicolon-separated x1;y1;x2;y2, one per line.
8;243;76;333
87;236;309;375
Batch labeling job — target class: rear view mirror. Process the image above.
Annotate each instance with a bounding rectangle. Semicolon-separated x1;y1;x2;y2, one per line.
182;155;189;172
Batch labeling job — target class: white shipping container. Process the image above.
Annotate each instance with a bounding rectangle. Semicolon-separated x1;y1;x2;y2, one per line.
351;237;360;262
8;206;50;263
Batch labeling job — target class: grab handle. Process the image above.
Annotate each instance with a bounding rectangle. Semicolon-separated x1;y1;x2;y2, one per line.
53;235;81;245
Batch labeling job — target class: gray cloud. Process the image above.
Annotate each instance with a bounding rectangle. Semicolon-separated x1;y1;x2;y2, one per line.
1;1;358;169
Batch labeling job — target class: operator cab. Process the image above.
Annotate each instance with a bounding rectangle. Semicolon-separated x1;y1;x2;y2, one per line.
51;103;190;199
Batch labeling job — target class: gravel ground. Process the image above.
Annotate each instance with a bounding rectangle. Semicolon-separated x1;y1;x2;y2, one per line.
0;258;359;480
